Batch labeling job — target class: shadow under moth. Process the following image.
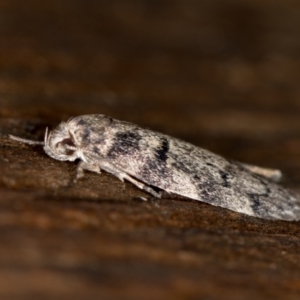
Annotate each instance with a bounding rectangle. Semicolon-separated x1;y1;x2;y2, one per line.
9;114;300;221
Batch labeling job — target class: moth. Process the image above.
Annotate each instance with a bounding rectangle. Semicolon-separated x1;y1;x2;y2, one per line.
9;114;300;221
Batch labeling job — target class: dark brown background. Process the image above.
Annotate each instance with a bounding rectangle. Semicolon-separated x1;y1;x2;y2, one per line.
0;1;300;299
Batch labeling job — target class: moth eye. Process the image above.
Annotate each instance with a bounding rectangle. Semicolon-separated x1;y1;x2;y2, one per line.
56;138;76;156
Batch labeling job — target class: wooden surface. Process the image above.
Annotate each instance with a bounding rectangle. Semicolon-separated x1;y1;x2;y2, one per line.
0;1;300;299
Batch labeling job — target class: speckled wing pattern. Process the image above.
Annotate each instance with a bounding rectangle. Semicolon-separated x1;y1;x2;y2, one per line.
69;115;300;221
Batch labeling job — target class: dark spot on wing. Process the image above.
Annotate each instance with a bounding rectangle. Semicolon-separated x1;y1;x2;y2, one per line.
108;131;142;158
93;146;101;155
82;128;90;141
76;119;88;126
247;176;272;216
256;176;271;195
248;193;261;214
117;131;141;149
219;170;230;188
206;162;217;168
193;174;200;180
197;181;217;196
171;159;193;175
155;137;169;162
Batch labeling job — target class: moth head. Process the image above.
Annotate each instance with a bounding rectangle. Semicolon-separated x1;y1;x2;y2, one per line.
43;123;79;161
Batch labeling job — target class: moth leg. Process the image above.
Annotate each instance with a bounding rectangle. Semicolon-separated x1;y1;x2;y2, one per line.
122;174;162;198
75;161;101;182
97;161;161;198
239;162;282;182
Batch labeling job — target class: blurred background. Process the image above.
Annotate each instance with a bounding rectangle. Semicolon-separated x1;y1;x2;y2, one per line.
0;1;300;299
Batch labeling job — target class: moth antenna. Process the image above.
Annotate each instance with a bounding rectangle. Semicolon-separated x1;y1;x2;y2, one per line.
9;134;45;146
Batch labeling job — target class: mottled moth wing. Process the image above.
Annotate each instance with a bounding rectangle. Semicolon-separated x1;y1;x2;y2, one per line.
67;115;300;221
